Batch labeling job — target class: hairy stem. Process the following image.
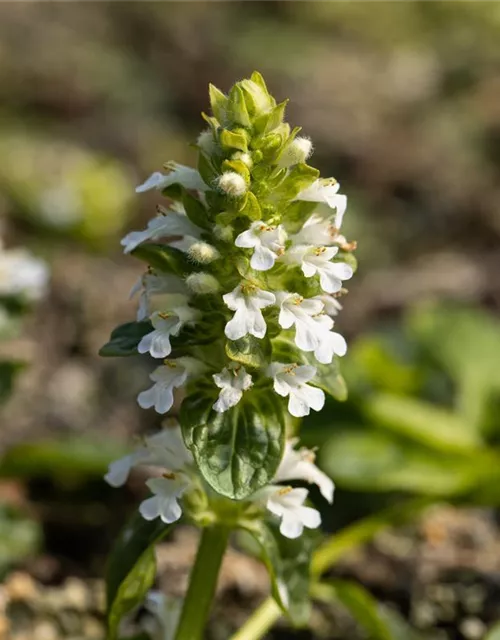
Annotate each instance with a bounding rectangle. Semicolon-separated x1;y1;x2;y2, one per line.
174;525;230;640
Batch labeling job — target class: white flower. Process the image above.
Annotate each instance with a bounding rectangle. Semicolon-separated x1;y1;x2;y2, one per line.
213;364;252;413
138;306;199;359
314;329;347;364
218;171;247;197
137;361;189;414
130;274;186;321
312;294;342;317
223;284;275;340
295;179;347;229
0;243;49;301
277;292;333;352
235;221;287;271
266;487;321;539
104;422;193;488
293;213;340;246
275;439;334;503
136;164;208;194
120;212;201;254
285;245;353;294
140;475;190;524
268;362;325;418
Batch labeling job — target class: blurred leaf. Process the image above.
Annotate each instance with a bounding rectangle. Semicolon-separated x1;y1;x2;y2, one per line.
320;431;479;496
0;505;41;575
409;304;500;431
242;520;315;627
0;360;25;403
313;580;393;640
484;622;500;640
366;393;482;453
131;244;195;277
0;437;127;478
99;321;152;357
107;511;173;640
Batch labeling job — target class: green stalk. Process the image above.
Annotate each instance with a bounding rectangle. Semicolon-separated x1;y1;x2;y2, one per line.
230;597;281;640
174;525;230;640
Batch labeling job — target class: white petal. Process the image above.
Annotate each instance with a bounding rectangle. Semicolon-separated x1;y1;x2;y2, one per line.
294;320;320;352
136;172;168;193
304;384;325;412
250;246;276;271
235;229;258;249
158;496;183;524
288;391;311;418
278;306;296;330
301;262;317;278
224;308;248;340
213;387;243;413
318;270;342;294
137;386;157;410
104;456;134;487
280;513;304;539
149;331;174;359
298;505;322;529
139;496;162;520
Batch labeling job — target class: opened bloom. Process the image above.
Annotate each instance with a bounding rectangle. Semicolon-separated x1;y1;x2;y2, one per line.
136;164;208;194
268;362;325;418
266;487;321;539
235;221;287;271
296;179;347;229
277;292;333;352
223;283;275;340
286;245;353;294
121;210;201;254
137;361;190;414
138;306;199;359
213;364;253;412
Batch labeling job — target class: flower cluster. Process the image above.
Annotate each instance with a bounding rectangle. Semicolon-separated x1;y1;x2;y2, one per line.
117;72;356;422
105;422;333;540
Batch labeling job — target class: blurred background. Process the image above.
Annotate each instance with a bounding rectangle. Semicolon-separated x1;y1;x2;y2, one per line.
1;2;500;639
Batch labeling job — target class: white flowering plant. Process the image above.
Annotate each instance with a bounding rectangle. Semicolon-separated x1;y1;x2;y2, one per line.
101;73;357;640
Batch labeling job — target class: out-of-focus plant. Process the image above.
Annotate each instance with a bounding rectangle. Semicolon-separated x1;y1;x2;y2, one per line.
101;72;359;640
0;128;133;247
315;303;500;505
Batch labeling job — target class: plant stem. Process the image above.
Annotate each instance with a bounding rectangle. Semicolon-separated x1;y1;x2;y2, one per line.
230;597;281;640
174;524;230;640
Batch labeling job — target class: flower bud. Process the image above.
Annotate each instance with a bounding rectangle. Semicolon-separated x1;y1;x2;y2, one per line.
185;272;220;294
232;151;253;168
213;224;234;243
197;129;216;155
217;171;247;197
188;242;221;264
279;136;313;167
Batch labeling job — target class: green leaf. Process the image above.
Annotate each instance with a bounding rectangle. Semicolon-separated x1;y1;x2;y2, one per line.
106;512;173;640
320;430;479;496
255;100;288;134
239;191;262;221
198;152;218;187
182;191;210;230
271;335;347;401
0;360;25;403
315;580;393;640
228;85;251;127
225;335;271;369
219;128;248;152
275;163;319;200
366;393;482;453
131;244;194;277
208;83;228;122
99;322;152;357
241;520;315;626
281;201;317;234
180;384;285;499
222;159;251;184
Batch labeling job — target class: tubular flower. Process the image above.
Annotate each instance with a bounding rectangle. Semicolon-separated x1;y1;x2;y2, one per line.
101;72;357;513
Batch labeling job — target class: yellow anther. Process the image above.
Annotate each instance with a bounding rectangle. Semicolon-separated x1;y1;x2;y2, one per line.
277;486;293;496
163;360;177;368
163;471;176;480
314;247;327;256
158;312;172;320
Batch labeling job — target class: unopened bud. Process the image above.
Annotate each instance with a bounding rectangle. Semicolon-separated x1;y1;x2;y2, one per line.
185;272;220;294
218;171;247;197
188;242;221;264
279;136;313;167
197;129;216;154
232;151;253;168
213;224;234;243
